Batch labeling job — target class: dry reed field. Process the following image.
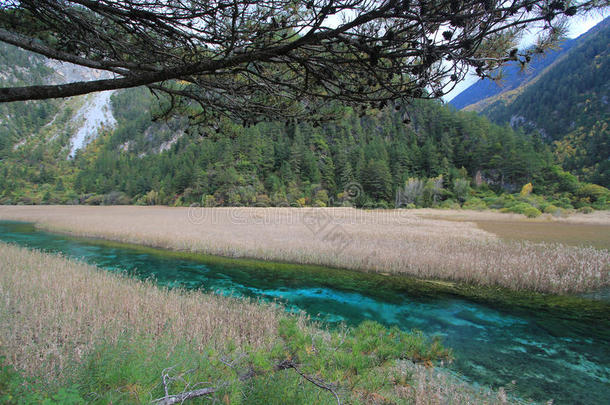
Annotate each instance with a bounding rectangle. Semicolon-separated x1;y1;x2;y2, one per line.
412;208;610;225
0;205;608;293
0;243;514;404
0;242;287;381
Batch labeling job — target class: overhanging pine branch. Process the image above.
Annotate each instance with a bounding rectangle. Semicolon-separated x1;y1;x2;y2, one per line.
0;28;147;74
0;42;300;102
0;74;167;101
0;0;605;119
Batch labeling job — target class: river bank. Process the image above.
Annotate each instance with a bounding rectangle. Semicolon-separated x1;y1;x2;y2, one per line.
0;206;608;294
0;242;512;404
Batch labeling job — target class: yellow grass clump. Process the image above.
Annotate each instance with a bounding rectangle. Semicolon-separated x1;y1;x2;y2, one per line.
0;205;608;294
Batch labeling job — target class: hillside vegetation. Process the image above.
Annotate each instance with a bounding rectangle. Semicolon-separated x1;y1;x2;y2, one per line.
454;18;609;187
0;41;608;214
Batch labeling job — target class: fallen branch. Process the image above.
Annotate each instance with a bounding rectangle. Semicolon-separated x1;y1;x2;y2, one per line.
277;360;342;405
152;357;342;404
152;387;219;405
152;366;223;405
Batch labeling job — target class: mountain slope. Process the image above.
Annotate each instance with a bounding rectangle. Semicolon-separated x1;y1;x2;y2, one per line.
449;38;576;110
0;42;117;160
480;17;609;186
0;41;606;209
450;18;609;112
449;18;610;187
481;17;609;136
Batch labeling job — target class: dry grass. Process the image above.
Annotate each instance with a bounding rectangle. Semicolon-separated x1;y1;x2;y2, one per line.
475;221;610;250
0;205;608;293
0;242;288;381
415;209;610;249
412;208;610;225
393;361;513;405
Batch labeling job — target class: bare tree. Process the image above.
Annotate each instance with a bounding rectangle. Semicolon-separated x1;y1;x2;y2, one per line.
0;0;606;124
398;177;424;205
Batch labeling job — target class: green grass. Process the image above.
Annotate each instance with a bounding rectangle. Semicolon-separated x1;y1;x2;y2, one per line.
1;320;452;404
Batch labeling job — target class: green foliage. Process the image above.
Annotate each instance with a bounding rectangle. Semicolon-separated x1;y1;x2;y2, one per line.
361;159;393;201
543;204;560;215
4;320;450;405
577;206;594;214
499;202;542;218
500;202;532;215
523;206;542;218
576;183;609;203
0;356;85;404
3;82;577;208
1;43;607;210
440;199;461;209
0;44;59;161
463;198;487;211
453;178;470;203
520;182;533;196
275;319;450;400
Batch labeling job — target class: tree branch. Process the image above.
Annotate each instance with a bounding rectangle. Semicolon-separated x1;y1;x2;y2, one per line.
0;0;605;120
277;359;342;405
0;28;154;74
152;387;219;405
0;74;159;101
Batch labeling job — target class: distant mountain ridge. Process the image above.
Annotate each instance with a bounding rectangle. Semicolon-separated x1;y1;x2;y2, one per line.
450;17;609;111
449;39;577;110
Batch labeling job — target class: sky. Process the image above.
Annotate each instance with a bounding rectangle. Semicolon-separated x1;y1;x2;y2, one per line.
442;12;608;101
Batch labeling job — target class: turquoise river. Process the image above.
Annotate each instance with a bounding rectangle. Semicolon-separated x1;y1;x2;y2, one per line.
0;221;608;404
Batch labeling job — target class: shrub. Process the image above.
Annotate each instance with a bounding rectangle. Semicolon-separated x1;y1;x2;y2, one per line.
551;196;574;209
543;205;560;214
576;183;609;202
462;197;487;210
577;206;594;214
520;183;533;196
452;178;470;203
312;189;330;206
142;190;160;205
203;194;216;207
592;198;608;211
400;178;424;206
375;200;389;209
500;202;532;215
255;194;271;207
440;199;461;209
103;191;131;205
487;194;515;209
522;206;542;218
84;195;104;205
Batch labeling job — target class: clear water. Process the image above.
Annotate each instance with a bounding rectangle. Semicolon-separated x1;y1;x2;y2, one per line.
0;221;608;404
